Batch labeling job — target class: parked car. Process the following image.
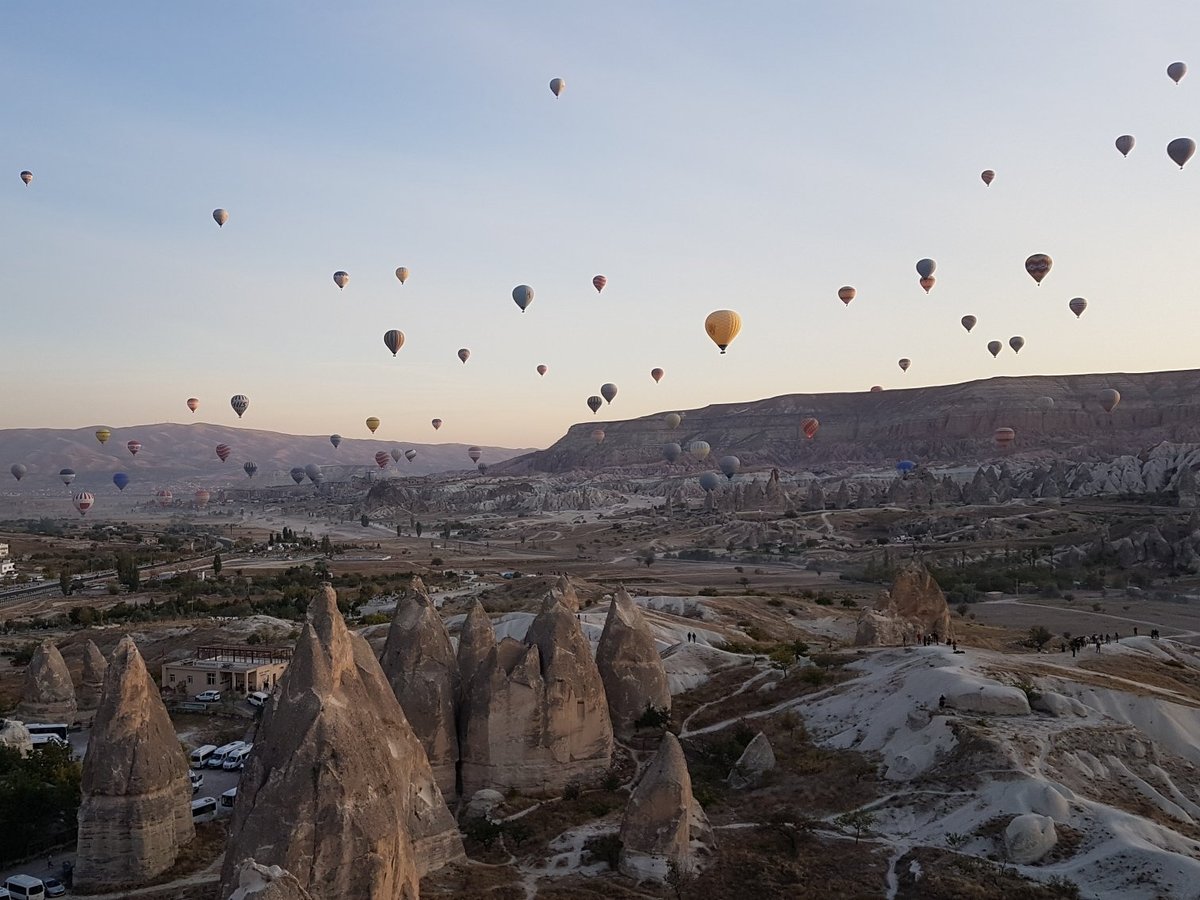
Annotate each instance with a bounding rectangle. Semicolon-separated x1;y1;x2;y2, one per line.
42;879;65;898
195;690;222;702
247;691;270;708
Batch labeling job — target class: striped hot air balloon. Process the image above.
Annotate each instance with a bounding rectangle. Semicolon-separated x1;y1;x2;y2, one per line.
73;492;95;516
593;275;607;292
215;444;231;462
230;394;249;418
375;452;390;469
993;427;1016;450
127;440;142;456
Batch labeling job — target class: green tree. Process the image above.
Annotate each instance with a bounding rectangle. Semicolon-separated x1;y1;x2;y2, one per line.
415;521;423;538
361;515;370;528
213;552;223;576
58;568;71;597
1029;624;1053;650
320;535;333;556
834;809;876;844
0;742;82;865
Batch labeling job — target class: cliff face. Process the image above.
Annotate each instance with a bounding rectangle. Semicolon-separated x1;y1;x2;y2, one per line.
496;370;1200;473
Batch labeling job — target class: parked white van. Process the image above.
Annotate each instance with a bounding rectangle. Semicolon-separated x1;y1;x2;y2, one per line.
220;786;238;808
207;741;245;768
191;796;219;823
189;744;217;767
223;744;253;771
4;875;46;900
189;769;204;793
247;691;270;707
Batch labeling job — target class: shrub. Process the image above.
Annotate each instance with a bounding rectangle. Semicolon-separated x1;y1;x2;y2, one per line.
582;833;622;869
634;704;671;730
562;781;582;801
463;816;503;848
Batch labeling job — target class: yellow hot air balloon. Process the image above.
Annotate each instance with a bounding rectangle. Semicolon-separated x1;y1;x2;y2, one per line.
95;428;112;445
704;310;742;353
366;416;381;434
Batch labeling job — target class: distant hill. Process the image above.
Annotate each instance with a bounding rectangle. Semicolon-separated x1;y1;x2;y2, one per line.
496;369;1200;475
0;423;533;493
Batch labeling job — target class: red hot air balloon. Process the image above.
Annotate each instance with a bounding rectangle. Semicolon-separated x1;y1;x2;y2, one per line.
838;286;856;306
651;368;664;383
193;489;210;508
374;451;390;469
919;276;936;293
593;275;607;292
127;440;142;456
73;492;95;516
801;417;820;439
993;427;1016;450
981;169;995;186
1069;297;1088;318
215;444;231;462
187;397;199;413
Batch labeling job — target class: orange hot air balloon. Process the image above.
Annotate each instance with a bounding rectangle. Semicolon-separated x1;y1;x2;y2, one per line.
838;286;856;306
187;397;199;413
801;417;820;439
981;169;995;186
651;368;664;383
593;275;607;292
919;276;936;293
1025;253;1052;284
537;364;548;376
993;427;1016;450
704;310;742;353
898;358;911;372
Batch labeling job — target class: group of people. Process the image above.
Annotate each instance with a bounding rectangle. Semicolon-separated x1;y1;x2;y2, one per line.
1062;628;1159;656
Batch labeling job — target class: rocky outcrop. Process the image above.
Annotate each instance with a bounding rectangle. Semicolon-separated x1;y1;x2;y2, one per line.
551;573;582;611
728;732;775;789
0;718;32;756
78;639;108;712
380;576;459;795
15;640;77;724
619;732;714;882
226;860;315;900
460;595;614;796
74;636;195;891
220;585;462;900
1005;813;1057;864
855;563;953;647
595;589;671;739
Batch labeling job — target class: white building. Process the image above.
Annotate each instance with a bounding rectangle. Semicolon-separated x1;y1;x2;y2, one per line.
0;559;15;577
0;543;8;558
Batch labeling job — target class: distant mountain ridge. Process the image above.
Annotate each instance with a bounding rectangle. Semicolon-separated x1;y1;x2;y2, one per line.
0;422;533;492
497;369;1200;475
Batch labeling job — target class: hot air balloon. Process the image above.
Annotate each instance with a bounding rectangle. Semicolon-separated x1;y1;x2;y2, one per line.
898;358;911;372
651;368;664;383
213;208;229;227
719;455;741;479
537;365;548;376
312;472;326;485
155;489;173;507
468;447;482;463
305;463;321;482
290;467;306;484
870;385;883;393
592;429;606;444
20;171;32;185
366;417;380;434
993;427;1016;450
230;394;249;418
801;417;820;439
550;77;565;97
512;285;534;312
1168;138;1196;169
431;419;442;430
987;341;1002;358
704;310;742;353
383;330;405;356
698;472;721;493
127;440;142;456
113;473;130;491
405;449;416;462
215;444;231;462
688;440;711;460
1009;336;1025;354
395;267;409;284
593;275;607;292
187;397;199;413
600;383;618;404
587;396;603;414
981;169;995;186
333;271;349;289
73;492;95;516
1024;254;1052;285
1069;297;1088;318
95;428;111;444
330;434;342;449
1169;61;1188;83
1099;388;1121;413
662;442;682;463
10;464;26;481
896;460;916;474
916;259;936;279
838;286;856;306
1035;396;1054;411
919;276;936;293
59;469;76;486
375;451;390;469
243;461;258;478
1116;135;1135;157
458;348;471;364
193;489;209;509
390;448;402;463
961;315;977;333
664;413;682;429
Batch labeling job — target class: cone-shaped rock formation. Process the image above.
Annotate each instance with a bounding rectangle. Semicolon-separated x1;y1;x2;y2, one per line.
74;636;194;890
855;561;954;646
226;860;315;900
596;588;671;739
15;639;77;724
78;639;108;712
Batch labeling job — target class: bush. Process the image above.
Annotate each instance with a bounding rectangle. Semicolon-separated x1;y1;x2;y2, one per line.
463;815;504;848
814;596;833;606
562;781;582;801
634;704;671;730
582;833;622;869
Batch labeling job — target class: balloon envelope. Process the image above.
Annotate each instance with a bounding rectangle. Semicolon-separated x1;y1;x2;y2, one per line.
600;383;618;404
383;330;405;356
458;348;471;364
395;267;409;284
390;448;402;463
59;468;76;485
113;473;130;491
10;464;26;481
230;394;249;418
587;395;603;414
688;440;711;460
290;467;306;484
187;397;199;413
537;365;548;376
665;413;681;429
333;271;349;289
212;208;228;227
95;428;111;444
1024;254;1052;284
698;472;721;493
870;385;882;393
651;367;664;383
550;77;565;97
1009;336;1025;354
1099;388;1121;413
838;286;856;305
375;452;390;469
593;275;606;292
1115;135;1135;157
987;341;1002;358
193;489;209;508
704;309;742;353
1169;61;1188;83
243;461;258;478
20;171;32;185
980;169;995;186
994;427;1016;449
915;258;936;278
468;446;482;463
366;417;380;433
512;285;534;312
127;440;141;456
719;455;741;479
156;489;173;507
961;315;977;333
1168;137;1196;169
801;417;819;439
304;463;321;481
896;460;916;473
1035;396;1055;411
431;419;442;430
592;429;606;444
919;276;936;293
405;449;416;462
898;358;911;372
1069;297;1088;318
73;492;95;516
662;442;682;463
215;444;231;462
330;434;342;449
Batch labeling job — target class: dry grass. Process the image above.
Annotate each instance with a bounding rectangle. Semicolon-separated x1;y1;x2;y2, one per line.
893;847;1081;899
422;860;526;899
1078;654;1200;705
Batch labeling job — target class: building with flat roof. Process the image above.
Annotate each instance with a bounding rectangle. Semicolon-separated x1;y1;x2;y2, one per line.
162;646;291;697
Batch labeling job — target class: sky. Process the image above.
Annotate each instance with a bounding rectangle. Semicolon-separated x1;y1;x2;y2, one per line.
3;2;1200;449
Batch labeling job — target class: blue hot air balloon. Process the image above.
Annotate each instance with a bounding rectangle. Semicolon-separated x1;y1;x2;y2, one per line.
896;460;916;475
113;473;130;491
